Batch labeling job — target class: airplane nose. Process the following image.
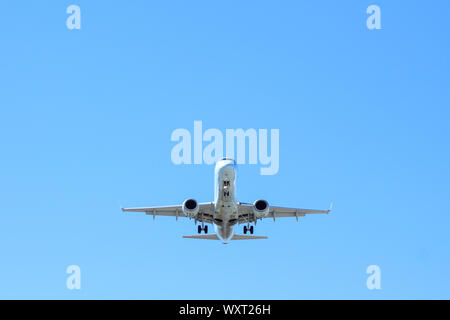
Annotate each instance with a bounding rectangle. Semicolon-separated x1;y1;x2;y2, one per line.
219;164;235;177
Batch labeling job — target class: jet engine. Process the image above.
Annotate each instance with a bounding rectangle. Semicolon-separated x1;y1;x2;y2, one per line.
253;199;270;218
182;198;199;218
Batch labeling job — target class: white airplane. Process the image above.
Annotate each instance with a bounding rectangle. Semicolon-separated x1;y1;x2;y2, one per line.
122;158;331;244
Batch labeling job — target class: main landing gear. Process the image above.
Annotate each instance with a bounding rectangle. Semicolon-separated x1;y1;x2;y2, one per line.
243;225;254;235
198;225;208;234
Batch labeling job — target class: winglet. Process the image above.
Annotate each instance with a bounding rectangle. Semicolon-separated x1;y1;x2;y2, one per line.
328;202;333;213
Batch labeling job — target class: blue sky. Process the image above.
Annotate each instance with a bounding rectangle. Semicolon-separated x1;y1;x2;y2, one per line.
0;1;449;299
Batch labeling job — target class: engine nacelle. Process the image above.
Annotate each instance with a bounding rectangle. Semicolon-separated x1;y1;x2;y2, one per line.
253;199;270;218
182;198;199;218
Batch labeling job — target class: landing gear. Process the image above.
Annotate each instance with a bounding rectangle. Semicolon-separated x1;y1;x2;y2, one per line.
198;225;208;234
243;225;254;235
223;180;230;197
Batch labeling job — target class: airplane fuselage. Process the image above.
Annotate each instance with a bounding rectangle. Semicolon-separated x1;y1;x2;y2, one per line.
213;159;239;243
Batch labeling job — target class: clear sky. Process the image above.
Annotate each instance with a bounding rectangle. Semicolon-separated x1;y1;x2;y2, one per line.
0;1;449;299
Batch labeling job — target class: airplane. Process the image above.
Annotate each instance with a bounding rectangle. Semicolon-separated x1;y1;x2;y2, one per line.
122;158;331;244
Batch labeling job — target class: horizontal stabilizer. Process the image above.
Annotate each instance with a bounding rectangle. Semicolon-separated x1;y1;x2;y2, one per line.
182;234;268;240
231;234;268;240
183;234;220;240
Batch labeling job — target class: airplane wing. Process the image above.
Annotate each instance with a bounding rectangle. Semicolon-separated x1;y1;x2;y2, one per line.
122;202;215;223
237;203;331;224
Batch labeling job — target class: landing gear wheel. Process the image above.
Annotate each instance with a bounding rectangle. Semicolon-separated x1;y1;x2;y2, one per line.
243;226;248;234
204;225;208;234
198;225;202;234
250;226;254;234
